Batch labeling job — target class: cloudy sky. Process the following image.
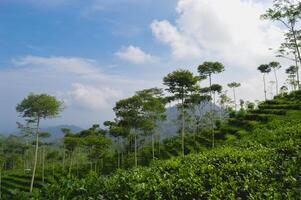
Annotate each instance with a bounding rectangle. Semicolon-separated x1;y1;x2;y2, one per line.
0;0;291;132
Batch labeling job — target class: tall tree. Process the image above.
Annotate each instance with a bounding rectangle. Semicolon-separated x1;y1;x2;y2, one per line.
113;95;145;167
219;91;232;112
16;93;63;192
104;120;127;168
136;88;166;160
276;37;300;90
257;64;272;101
286;65;298;90
198;61;225;148
185;94;211;138
262;0;301;89
163;69;199;156
210;84;223;105
227;82;241;111
39;131;51;184
62;128;79;175
80;125;111;174
269;61;282;95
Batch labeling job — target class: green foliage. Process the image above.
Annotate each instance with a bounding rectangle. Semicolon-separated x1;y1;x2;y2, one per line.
286;65;298;74
16;93;63;121
33;88;301;199
198;61;225;77
227;82;241;88
269;61;281;70
257;64;271;74
163;69;199;99
39;120;301;199
163;69;200;156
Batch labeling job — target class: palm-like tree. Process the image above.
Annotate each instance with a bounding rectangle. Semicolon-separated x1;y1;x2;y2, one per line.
198;61;224;148
286;65;298;91
227;82;241;111
269;61;282;95
257;64;272;101
163;69;199;156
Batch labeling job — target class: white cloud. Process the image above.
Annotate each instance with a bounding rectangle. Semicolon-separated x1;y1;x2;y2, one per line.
12;55;119;81
66;83;122;111
1;55;158;130
13;55;96;73
151;20;201;59
115;45;158;64
151;0;282;68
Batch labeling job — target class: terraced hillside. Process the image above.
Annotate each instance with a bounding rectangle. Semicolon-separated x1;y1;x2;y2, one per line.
31;90;301;199
1;172;50;198
219;90;301;137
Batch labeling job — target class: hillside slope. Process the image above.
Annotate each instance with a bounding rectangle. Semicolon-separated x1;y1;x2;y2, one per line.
17;91;301;199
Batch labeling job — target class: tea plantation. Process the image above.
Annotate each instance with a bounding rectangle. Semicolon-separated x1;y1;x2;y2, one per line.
20;91;301;199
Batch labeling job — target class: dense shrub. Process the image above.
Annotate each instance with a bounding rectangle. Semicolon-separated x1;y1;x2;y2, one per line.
15;90;301;199
244;114;269;123
250;109;287;115
258;104;301;110
38;120;301;200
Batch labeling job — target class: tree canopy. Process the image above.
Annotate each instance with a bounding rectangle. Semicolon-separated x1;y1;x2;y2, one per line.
16;93;64;121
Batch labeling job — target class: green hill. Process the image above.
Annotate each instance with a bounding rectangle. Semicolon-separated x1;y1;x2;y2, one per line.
30;91;301;199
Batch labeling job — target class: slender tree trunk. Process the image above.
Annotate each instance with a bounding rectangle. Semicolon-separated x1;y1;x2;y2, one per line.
273;68;279;95
62;146;65;173
119;138;123;168
293;77;297;91
295;53;300;90
158;133;161;155
220;103;223;120
69;153;73;175
30;117;40;193
181;98;185;156
292;28;301;90
233;88;237;111
209;74;214;148
196;120;200;135
152;134;155;160
134;134;137;167
117;137;120;168
263;74;267;101
42;145;45;184
23;155;26;174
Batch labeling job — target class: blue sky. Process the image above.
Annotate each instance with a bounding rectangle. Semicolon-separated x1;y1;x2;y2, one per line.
0;0;175;73
0;0;290;132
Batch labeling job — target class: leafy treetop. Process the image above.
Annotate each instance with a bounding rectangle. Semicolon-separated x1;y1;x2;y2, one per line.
257;64;272;73
269;61;282;70
163;69;199;100
198;61;225;77
227;82;241;88
16;93;63;121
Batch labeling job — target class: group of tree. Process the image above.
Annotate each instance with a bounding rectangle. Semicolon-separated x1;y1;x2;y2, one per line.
2;0;301;194
260;0;301;97
6;59;246;193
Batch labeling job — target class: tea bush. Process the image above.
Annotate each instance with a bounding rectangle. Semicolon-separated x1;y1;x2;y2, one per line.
38;120;301;200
